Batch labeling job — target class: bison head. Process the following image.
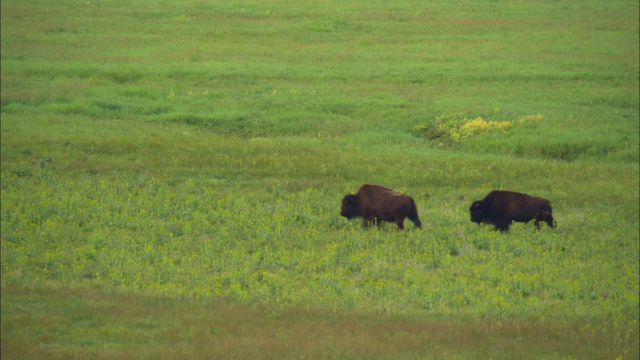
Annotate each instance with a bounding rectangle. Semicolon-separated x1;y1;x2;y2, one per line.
469;200;485;224
340;194;359;219
534;209;556;229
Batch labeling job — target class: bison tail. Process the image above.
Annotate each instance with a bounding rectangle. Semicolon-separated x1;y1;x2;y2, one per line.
407;200;422;229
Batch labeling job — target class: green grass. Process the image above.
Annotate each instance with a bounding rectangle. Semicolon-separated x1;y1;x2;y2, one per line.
1;0;639;358
2;284;636;360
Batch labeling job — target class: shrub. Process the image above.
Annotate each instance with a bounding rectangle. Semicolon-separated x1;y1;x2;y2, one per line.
413;113;513;143
413;114;543;143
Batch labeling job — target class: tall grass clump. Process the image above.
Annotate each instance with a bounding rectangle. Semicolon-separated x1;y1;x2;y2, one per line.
412;112;530;143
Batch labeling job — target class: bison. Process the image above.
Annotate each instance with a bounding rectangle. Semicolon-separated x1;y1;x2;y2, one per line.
341;184;422;230
469;190;555;231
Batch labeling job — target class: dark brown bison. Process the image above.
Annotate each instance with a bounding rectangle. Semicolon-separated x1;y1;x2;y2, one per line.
469;190;555;231
341;184;422;230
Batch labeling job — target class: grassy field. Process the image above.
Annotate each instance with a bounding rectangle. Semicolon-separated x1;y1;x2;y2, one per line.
1;0;639;358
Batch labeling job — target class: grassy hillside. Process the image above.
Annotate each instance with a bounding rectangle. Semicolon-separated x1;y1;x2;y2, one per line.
1;0;638;358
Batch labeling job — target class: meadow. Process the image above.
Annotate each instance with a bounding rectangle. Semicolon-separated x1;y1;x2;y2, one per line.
1;0;639;358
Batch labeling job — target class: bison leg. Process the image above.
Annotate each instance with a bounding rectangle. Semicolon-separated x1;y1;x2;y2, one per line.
394;215;406;230
494;219;511;232
362;217;380;228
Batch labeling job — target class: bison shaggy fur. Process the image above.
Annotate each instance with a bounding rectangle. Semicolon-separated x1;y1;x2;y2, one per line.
469;190;555;231
341;184;422;230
